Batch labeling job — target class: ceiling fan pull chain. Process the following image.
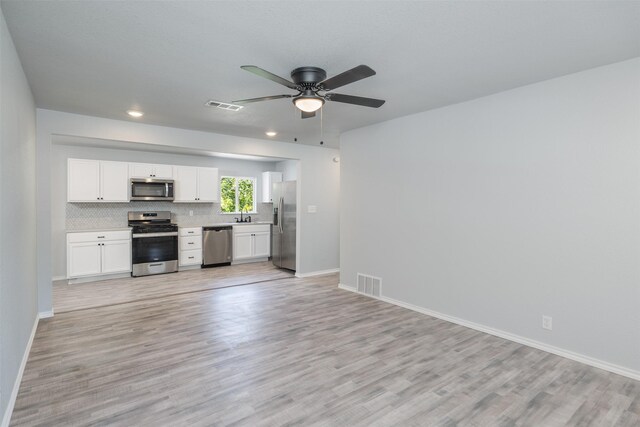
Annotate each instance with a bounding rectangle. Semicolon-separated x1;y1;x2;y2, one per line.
320;107;324;145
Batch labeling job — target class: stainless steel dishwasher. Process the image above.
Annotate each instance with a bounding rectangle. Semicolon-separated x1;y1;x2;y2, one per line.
202;226;233;267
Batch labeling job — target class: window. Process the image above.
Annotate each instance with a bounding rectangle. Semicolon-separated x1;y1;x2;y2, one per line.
220;176;256;213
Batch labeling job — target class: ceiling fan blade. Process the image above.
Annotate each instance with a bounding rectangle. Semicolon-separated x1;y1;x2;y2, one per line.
325;93;385;108
240;65;298;90
301;110;316;119
319;65;376;91
232;94;293;104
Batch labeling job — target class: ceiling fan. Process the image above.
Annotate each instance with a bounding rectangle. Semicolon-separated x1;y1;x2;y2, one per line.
233;65;385;119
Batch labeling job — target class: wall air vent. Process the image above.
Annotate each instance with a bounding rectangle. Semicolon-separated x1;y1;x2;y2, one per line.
205;100;244;111
356;273;382;298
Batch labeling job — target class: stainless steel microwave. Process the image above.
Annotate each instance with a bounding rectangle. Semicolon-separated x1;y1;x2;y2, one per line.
130;178;174;201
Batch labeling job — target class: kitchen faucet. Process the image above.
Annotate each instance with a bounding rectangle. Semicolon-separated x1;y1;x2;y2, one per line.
235;208;251;223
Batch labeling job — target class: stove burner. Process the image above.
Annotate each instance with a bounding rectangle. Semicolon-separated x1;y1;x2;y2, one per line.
130;224;178;234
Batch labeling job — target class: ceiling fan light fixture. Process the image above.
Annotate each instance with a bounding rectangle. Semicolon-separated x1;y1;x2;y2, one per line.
293;96;324;113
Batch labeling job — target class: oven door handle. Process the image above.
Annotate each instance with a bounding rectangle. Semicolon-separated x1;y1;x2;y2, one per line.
132;232;178;238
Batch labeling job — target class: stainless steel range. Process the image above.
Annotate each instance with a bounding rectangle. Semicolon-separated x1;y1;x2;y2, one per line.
128;211;178;277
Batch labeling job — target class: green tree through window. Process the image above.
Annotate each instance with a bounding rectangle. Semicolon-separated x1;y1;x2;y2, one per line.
220;176;255;213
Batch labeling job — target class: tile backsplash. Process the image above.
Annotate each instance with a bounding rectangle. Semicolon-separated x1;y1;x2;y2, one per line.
66;202;273;230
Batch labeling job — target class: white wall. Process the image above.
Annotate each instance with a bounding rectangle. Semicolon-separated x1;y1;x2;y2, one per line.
0;6;37;424
340;58;640;375
51;143;279;278
36;110;340;312
275;159;299;181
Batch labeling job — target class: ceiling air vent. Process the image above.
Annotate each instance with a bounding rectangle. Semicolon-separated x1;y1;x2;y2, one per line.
205;100;244;111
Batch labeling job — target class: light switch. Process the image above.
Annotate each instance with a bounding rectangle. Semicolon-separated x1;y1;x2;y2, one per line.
308;205;317;213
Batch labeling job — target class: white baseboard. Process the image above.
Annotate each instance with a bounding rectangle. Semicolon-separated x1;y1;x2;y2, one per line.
296;268;340;278
51;275;66;282
66;272;130;285
1;314;39;427
338;283;640;381
38;309;54;319
231;257;268;265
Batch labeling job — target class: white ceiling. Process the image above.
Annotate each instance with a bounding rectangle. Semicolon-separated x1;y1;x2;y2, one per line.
2;1;639;148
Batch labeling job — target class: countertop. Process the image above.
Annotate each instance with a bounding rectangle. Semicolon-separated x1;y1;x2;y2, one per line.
66;227;132;233
179;222;272;228
65;222;273;233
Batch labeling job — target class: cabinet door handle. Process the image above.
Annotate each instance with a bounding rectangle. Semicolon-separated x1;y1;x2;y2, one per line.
97;236;105;238
188;242;194;245
188;231;194;234
188;256;194;259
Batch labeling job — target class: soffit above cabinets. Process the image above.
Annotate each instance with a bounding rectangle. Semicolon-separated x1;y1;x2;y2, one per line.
51;135;291;162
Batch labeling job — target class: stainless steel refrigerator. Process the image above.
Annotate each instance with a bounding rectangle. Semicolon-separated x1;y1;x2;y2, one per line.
272;180;296;271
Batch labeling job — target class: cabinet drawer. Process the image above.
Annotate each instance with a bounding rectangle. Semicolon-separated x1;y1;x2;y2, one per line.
67;230;131;243
179;227;202;237
180;235;202;250
180;249;202;266
232;224;270;234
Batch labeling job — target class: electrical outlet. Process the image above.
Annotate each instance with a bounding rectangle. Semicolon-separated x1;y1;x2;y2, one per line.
308;205;317;213
542;315;553;331
189;210;193;216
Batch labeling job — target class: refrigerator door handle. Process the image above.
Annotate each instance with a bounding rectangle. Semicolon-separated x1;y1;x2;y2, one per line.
279;197;284;233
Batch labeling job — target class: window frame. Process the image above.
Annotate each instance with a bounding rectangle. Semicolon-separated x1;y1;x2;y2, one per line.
219;175;257;214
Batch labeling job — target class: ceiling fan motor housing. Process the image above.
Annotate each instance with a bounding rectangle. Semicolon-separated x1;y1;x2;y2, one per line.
290;67;327;87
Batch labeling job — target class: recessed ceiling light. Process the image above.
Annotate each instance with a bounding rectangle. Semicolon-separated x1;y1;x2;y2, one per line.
127;110;144;118
265;131;277;137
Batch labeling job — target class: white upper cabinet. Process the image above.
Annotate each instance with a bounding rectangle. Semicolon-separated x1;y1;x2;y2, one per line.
262;171;283;203
197;167;219;202
173;166;218;203
173;166;198;201
68;159;100;201
129;163;174;179
100;161;129;202
68;159;128;202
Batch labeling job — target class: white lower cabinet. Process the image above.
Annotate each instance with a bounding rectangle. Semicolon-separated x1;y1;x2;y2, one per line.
67;242;102;277
180;249;202;266
67;230;131;279
101;240;133;274
233;232;253;260
252;231;271;258
179;227;202;267
232;224;271;262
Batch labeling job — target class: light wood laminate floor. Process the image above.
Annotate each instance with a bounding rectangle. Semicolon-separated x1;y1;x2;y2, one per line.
12;269;640;426
54;261;293;313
